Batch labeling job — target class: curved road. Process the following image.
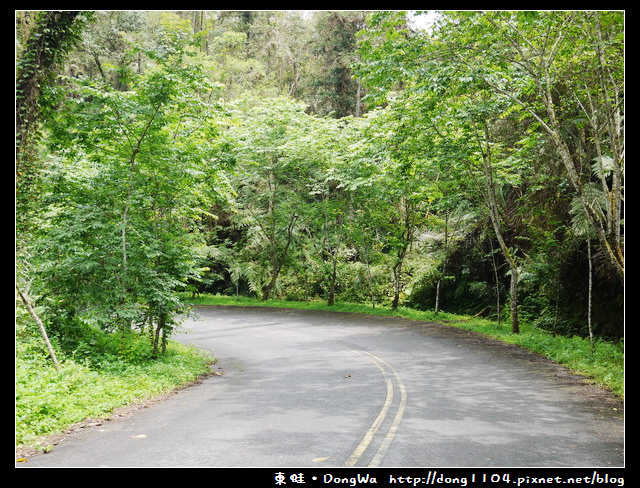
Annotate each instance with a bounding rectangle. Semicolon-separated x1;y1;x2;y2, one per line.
18;306;623;468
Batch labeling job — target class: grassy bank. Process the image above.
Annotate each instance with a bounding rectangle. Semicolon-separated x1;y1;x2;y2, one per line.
15;338;214;453
187;294;624;398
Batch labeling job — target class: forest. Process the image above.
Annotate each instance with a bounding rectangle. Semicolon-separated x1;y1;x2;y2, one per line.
16;10;624;367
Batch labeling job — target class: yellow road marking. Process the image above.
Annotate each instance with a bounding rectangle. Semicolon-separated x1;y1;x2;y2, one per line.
344;350;407;467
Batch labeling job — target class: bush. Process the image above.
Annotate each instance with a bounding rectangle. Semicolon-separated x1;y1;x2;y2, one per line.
16;321;214;449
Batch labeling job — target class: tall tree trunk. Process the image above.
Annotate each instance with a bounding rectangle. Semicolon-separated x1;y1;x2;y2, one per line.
151;312;166;359
391;260;402;310
488;207;519;333
261;274;278;301
327;252;338;306
508;266;520;334
260;213;298;301
17;285;60;370
192;11;208;53
587;238;595;352
121;108;159;285
476;121;520;333
490;245;502;327
434;212;449;314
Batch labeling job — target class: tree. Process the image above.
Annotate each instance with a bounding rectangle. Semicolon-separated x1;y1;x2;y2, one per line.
354;10;623;332
16;11;92;235
228;97;315;300
435;11;624;280
16;10;92;367
296;115;355;305
16;284;60;370
37;22;232;356
306;11;368;117
73;11;148;89
243;11;310;98
345;103;441;310
570;182;610;351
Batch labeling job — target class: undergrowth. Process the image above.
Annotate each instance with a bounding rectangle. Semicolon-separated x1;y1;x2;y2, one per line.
15;329;213;451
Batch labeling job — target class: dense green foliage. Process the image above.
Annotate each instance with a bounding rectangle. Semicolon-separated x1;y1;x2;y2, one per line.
16;11;93;235
16;10;623;449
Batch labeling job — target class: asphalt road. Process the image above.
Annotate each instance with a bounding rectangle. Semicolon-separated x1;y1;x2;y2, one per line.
17;306;624;468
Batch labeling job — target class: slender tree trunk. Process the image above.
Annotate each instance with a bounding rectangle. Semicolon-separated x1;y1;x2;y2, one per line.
476;121;520;333
490;246;501;327
367;264;376;309
261;213;298;301
587;239;595;352
490;216;520;333
120;107;158;288
327;251;338;306
435;212;449;314
261;274;278;301
151;312;165;359
391;196;416;311
359;240;377;308
17;285;60;369
355;78;362;117
508;267;520;334
391;260;402;310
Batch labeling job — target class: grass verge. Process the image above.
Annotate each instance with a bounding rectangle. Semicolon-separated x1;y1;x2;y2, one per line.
15;339;214;454
187;294;624;398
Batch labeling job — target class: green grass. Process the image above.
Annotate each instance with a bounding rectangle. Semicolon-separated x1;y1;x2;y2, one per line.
187;294;624;398
15;340;214;452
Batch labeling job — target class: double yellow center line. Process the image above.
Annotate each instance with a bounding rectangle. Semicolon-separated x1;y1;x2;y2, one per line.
344;350;408;467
